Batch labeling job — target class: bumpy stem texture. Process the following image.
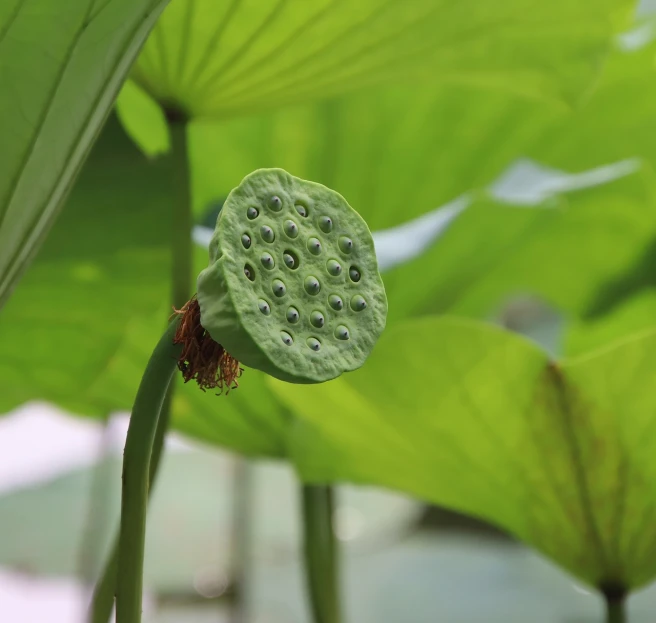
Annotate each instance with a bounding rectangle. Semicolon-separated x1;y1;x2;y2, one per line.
301;484;341;623
115;319;181;623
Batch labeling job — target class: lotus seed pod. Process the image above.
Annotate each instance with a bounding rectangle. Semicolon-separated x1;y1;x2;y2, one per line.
197;168;387;383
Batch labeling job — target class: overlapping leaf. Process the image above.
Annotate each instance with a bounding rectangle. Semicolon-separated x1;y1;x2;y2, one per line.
0;0;169;309
272;317;656;590
0;117;288;456
4;23;656;459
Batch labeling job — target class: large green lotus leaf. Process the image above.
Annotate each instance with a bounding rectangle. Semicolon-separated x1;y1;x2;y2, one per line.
382;169;656;325
185;40;656;240
129;0;634;119
523;39;656;334
0;0;169;309
520;33;656;172
271;316;656;590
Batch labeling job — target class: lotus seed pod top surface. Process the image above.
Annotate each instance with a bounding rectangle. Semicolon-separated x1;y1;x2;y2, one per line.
197;168;387;383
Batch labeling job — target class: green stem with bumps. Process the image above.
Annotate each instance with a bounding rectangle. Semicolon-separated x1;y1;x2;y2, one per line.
301;483;341;623
89;118;191;623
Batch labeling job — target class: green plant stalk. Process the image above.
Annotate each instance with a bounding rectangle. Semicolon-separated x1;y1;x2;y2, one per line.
604;590;627;623
89;118;191;623
115;318;182;623
88;391;173;623
229;458;254;623
169;119;193;310
301;484;341;623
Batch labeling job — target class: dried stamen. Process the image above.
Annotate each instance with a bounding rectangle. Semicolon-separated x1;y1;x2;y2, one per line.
172;296;242;394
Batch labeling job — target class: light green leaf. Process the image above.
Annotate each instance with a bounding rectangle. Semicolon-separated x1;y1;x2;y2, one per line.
382;168;656;327
0;0;169;309
115;80;170;158
272;316;656;590
130;0;634;119
187;37;656;236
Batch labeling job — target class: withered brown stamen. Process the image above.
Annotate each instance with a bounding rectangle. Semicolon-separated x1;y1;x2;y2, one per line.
172;295;243;394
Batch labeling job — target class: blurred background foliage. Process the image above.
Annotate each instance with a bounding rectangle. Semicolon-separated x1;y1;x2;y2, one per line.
4;0;656;620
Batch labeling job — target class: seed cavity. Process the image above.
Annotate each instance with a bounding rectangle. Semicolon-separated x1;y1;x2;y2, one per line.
334;325;350;340
260;252;275;269
304;275;321;295
241;234;251;249
319;216;333;233
258;299;271;315
306;337;321;351
326;259;342;276
261;225;275;243
349;266;361;282
272;279;286;297
286;307;300;324
328;294;344;311
338;236;353;254
283;249;299;270
295;203;308;218
310;311;325;328
280;331;293;346
244;264;255;281
350;295;366;311
284;219;299;238
247;207;259;220
268;195;282;211
307;237;322;255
